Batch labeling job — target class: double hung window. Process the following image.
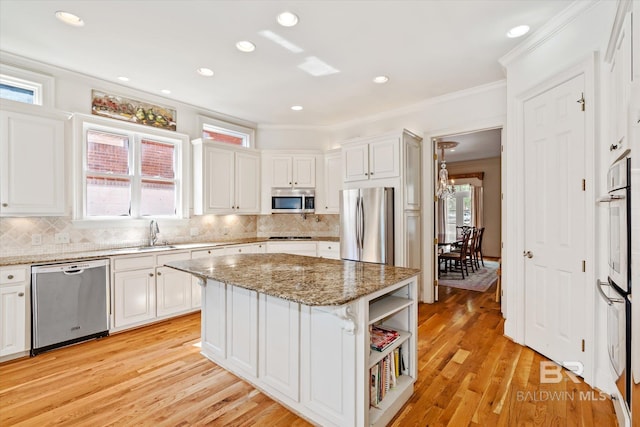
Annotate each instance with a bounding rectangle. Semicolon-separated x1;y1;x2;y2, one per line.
83;125;182;219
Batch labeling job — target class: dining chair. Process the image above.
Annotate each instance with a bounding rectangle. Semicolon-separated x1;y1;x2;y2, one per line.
439;229;471;279
474;227;485;267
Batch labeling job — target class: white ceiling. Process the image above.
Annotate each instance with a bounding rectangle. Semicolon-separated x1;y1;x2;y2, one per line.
438;128;502;163
0;0;573;129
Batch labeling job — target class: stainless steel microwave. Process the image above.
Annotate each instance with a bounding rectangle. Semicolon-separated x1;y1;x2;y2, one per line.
271;188;315;213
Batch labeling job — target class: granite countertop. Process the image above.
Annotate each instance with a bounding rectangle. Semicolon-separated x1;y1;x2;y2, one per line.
165;253;420;306
0;236;339;267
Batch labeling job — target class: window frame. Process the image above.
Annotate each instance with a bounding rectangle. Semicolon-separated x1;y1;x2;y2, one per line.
0;64;54;107
74;114;189;225
197;115;255;148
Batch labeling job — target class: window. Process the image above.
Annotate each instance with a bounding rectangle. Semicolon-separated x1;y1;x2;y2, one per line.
83;125;182;219
445;184;472;236
198;115;254;148
0;64;54;106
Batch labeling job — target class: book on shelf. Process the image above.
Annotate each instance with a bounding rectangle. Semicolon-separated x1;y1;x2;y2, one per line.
370;325;400;352
370;346;404;407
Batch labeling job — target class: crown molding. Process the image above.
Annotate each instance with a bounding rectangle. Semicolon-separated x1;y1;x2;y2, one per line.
604;0;632;62
499;0;601;69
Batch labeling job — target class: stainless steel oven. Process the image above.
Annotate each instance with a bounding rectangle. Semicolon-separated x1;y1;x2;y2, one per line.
598;152;632;413
599;154;631;294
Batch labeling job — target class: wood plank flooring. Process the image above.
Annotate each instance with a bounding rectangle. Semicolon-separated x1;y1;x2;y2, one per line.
0;283;616;426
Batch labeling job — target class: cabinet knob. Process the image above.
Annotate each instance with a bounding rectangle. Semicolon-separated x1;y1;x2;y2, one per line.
149;273;154;277
7;274;14;280
289;182;292;185
18;292;24;297
325;206;328;209
157;271;162;276
328;246;332;250
370;172;374;175
365;173;368;176
207;250;211;254
294;182;298;185
238;249;242;252
1;203;7;207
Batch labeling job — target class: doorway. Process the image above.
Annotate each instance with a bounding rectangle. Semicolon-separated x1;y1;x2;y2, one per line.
431;128;502;301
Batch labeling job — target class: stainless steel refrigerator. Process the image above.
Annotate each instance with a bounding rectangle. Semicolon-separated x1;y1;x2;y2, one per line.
340;187;394;264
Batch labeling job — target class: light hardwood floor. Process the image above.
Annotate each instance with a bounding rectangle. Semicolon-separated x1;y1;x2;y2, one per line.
0;283;616;426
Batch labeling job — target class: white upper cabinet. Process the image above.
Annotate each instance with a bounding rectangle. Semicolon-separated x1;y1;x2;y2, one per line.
0;109;66;216
321;151;341;213
270;155;316;188
192;139;260;215
343;136;400;182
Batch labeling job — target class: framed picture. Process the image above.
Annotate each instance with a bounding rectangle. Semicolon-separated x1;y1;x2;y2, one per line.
91;90;177;131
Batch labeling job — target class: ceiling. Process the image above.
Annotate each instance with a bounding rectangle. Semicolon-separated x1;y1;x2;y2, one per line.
438;128;502;163
0;0;573;129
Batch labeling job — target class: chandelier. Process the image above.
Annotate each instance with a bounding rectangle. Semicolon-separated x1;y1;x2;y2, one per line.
436;141;458;199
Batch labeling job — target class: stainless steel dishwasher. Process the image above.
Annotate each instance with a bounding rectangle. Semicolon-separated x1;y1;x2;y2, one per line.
31;259;110;355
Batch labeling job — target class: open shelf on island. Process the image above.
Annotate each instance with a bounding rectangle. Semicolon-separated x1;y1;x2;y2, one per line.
368;329;411;368
369;375;414;426
369;295;413;325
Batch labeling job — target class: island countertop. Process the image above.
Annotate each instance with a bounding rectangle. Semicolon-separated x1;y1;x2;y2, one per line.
165;253;420;306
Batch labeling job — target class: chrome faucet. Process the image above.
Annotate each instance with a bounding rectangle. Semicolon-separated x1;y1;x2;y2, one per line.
149;220;159;246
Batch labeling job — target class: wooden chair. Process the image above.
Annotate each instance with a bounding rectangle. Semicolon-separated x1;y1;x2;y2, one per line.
439;229;472;279
474;227;485;267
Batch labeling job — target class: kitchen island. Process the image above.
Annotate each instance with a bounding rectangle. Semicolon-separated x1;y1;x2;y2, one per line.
166;253;419;427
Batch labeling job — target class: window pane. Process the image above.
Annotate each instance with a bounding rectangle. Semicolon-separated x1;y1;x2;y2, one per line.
86;176;131;216
203;129;244;145
87;130;130;174
141;139;175;179
0;83;34;104
140;180;176;216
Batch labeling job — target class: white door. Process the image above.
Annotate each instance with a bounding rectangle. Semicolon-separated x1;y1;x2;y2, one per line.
369;137;400;179
323;153;341;213
523;74;586;368
292;156;316;187
271;156;293;187
343;142;369;182
114;269;156;327
156;266;191;316
204;146;234;212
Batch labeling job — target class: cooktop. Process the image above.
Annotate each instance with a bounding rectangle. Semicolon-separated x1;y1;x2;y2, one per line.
268;236;312;240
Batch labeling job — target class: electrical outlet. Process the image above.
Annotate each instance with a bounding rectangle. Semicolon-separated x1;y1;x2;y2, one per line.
190;227;198;237
31;234;42;245
54;232;70;244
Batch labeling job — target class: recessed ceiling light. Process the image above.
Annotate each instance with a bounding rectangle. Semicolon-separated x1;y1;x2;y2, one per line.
236;40;256;53
197;67;214;77
373;75;389;84
277;11;299;27
291;105;303;111
506;25;530;38
55;11;85;27
161;89;171;94
117;76;129;82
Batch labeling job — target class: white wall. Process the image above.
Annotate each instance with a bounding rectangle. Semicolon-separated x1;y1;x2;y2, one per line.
499;0;617;391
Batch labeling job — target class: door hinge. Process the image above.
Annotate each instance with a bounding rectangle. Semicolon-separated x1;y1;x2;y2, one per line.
434;238;438;245
434;279;438;287
581;339;585;352
582;260;586;272
433;153;438;161
582;179;586;191
434;195;438;202
577;93;585;111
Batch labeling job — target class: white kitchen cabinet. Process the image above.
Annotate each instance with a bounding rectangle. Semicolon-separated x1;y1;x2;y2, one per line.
156;252;191;317
225;243;259;254
202;278;227;358
192;139;260;214
343;136;399;182
317;241;340;260
191;246;226;309
320;151;341;213
259;294;300;401
112;251;194;330
0;265;29;359
0;109;66;216
227;284;259;378
271;155;316;188
266;241;318;257
113;268;156;328
403;137;421;210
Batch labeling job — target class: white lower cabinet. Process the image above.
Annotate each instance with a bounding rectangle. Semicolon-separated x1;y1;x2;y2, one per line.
112;251;193;330
226;285;259;378
266;241;318;257
259;294;300;401
202;279;226;358
317;241;340;259
0;265;29;359
114;268;156;328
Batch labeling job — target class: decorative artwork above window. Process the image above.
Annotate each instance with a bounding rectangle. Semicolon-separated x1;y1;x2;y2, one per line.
91;90;177;131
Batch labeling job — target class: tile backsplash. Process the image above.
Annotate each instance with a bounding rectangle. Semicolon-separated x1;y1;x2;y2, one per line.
0;214;339;257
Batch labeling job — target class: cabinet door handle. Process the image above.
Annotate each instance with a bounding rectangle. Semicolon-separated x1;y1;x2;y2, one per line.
294;182;298;185
328;246;331;250
207;250;211;254
149;273;154;277
364;172;368;176
157;271;162;276
18;292;24;297
7;274;14;280
238;249;242;252
289;182;292;185
1;203;7;207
